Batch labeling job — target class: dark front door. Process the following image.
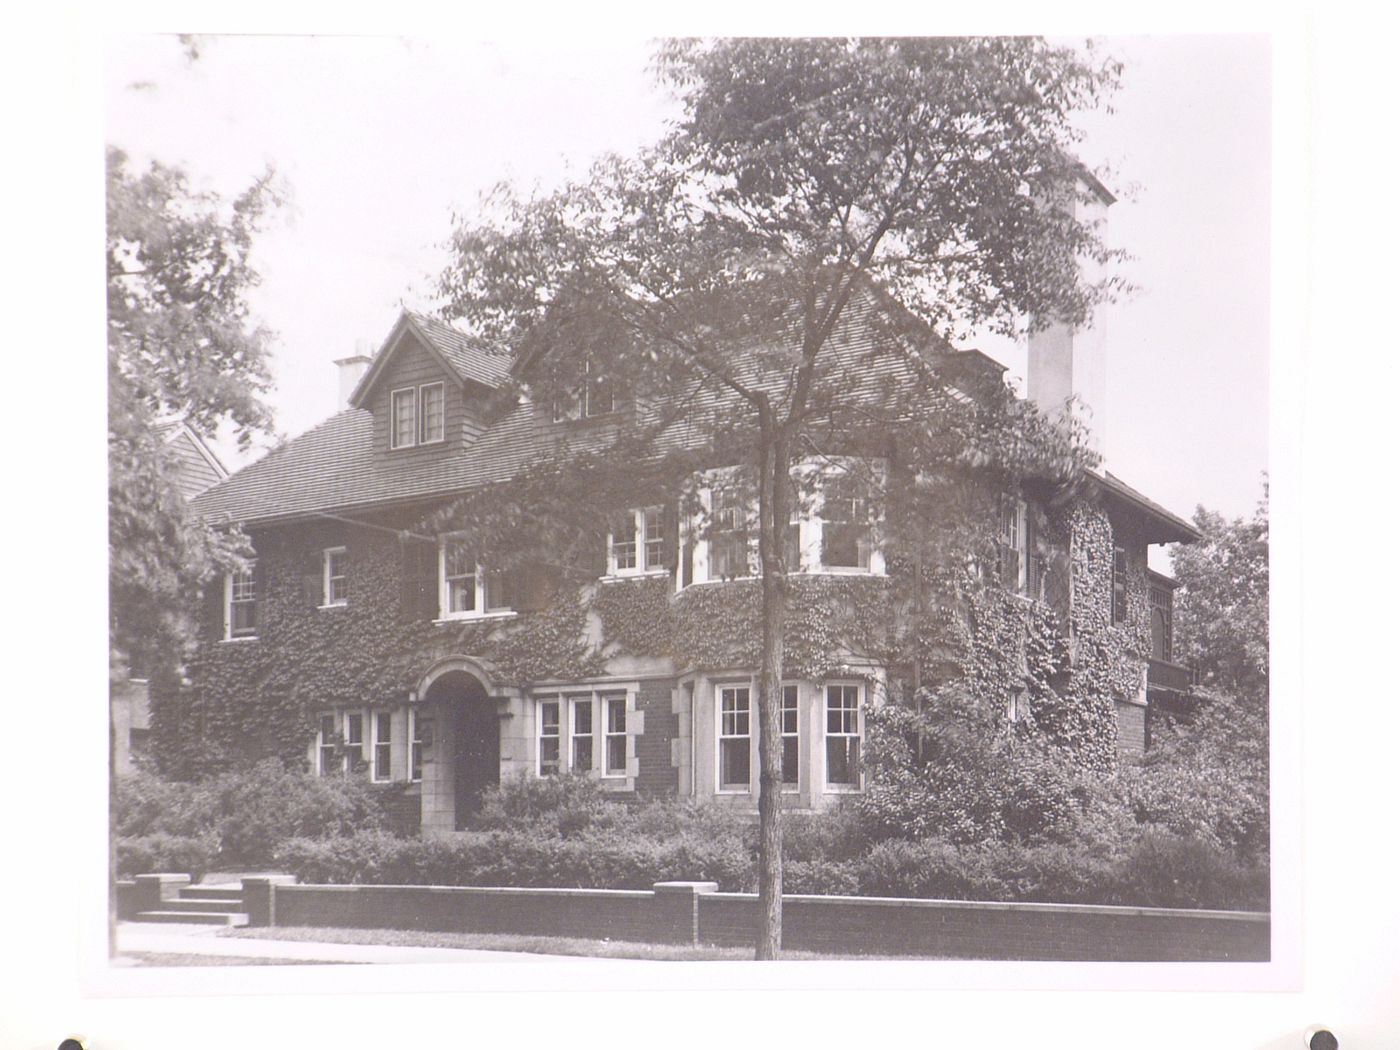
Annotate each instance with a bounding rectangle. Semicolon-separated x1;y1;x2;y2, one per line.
452;698;500;828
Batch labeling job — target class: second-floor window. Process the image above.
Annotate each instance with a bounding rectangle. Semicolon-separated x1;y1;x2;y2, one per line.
709;487;751;579
609;506;665;575
322;547;348;607
391;383;447;449
821;475;873;570
439;535;514;619
225;566;257;640
1150;581;1173;660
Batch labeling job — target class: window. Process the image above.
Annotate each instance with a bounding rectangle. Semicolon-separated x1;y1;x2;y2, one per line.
344;713;364;771
571;697;594;773
538;699;562;776
552;360;615;421
821;475;872;570
603;694;627;777
1006;689;1027;725
1150;582;1173;660
317;713;339;777
997;499;1029;593
409;707;423;783
1112;545;1129;625
440;535;515;619
225;566;257;639
718;685;751;790
418;382;445;444
323;547;348;606
825;683;861;787
609;506;666;575
391;387;417;449
781;684;799;787
709;487;751;579
372;711;392;782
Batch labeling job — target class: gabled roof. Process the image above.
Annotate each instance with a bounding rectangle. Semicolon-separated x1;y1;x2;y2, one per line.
348;310;512;407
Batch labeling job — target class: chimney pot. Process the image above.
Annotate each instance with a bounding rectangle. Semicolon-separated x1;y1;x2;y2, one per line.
334;349;373;408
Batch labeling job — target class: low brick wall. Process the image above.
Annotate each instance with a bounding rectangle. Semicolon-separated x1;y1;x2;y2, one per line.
254;880;715;946
241;878;1268;961
699;893;1269;961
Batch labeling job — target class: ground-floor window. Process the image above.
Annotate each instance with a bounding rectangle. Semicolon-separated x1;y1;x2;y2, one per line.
317;713;339;776
535;689;633;781
781;684;799;787
825;683;861;787
719;684;752;791
372;711;392;782
409;707;423;783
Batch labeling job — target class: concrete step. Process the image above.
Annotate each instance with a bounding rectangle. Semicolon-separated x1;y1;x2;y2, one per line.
179;886;243;902
134;910;249;927
158;898;246;914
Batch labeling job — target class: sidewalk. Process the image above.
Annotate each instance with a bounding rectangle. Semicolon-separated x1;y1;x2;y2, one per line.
116;922;611;965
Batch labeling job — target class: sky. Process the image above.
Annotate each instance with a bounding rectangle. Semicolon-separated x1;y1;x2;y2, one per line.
104;33;1271;533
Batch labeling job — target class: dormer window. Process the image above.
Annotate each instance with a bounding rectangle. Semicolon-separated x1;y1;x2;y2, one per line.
390;383;447;450
552;361;615;421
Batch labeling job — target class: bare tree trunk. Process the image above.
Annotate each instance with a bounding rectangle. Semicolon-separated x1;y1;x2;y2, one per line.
754;410;788;960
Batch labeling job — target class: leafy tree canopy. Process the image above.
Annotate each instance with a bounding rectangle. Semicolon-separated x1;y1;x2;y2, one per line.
108;146;282;679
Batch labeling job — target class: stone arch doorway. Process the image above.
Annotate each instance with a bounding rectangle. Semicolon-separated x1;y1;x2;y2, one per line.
422;667;500;830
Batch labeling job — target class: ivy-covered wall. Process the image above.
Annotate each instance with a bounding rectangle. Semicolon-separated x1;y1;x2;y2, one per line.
157;493;1146;783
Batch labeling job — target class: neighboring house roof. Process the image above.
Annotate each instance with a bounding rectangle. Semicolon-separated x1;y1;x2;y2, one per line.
154;419;230;501
348;310;512;406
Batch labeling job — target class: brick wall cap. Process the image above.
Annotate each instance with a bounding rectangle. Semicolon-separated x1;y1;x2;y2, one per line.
653;881;720;895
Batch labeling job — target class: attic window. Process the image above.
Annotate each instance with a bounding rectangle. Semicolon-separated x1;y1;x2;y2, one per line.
391;383;447;450
552;360;615;422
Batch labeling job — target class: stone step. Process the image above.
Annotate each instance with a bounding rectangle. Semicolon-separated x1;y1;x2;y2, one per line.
179;886;244;902
134;910;249;927
158;898;246;914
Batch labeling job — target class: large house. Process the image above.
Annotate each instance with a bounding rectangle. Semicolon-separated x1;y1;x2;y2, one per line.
183;284;1198;836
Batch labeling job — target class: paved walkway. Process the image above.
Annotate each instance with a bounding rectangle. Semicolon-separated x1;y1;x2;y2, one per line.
116;922;612;965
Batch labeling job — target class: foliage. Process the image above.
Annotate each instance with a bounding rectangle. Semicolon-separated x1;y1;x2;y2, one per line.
107;145;282;681
1170;482;1270;711
112;761;398;867
115;833;218;881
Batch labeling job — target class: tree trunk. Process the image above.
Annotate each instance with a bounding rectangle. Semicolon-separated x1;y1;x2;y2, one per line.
754;411;788;960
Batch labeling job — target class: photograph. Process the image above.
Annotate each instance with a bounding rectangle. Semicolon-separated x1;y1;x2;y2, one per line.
101;32;1275;973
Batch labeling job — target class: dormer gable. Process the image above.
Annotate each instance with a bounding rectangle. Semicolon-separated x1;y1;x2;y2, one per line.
351;311;513;456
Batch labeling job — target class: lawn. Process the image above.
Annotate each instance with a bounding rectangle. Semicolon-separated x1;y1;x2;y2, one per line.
221;925;920;961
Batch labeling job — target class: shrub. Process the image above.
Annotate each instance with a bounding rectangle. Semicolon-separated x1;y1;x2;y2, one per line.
115;833;218;881
470;773;615;835
1111;830;1268;910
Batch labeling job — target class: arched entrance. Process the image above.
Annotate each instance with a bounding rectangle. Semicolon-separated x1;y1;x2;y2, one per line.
423;667;500;829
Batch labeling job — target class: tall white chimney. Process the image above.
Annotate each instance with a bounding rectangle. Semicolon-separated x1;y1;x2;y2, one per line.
334;339;373;408
1026;174;1113;459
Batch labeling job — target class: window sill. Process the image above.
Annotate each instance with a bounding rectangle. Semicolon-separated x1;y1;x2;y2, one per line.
220;636;259;644
683;568;884;588
599;570;671;583
317;602;348;611
433;611;517;624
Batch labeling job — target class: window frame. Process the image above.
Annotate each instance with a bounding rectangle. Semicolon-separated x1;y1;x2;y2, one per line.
823;681;863;791
717;683;753;793
538;699;563;776
344;712;365;772
570;695;595;774
417;381;446;446
322;546;348;607
780;683;800;790
602;693;628;779
820;473;874;572
224;565;258;641
408;707;423;783
438;534;515;621
390;386;418;450
371;710;392;783
607;505;667;577
317;713;340;777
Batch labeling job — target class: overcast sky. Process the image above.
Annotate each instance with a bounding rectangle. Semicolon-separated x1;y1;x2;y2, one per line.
105;33;1271;531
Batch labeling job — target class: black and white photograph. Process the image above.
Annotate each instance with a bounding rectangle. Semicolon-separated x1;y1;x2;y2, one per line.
7;9;1398;1048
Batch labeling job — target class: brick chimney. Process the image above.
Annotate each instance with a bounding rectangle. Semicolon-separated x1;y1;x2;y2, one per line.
334;339;373;408
1026;174;1114;459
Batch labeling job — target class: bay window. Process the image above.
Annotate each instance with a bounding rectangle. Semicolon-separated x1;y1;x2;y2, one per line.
571;697;594;772
821;475;872;570
709;487;751;579
534;691;632;781
825;683;861;788
718;685;752;791
372;711;392;782
538;699;562;776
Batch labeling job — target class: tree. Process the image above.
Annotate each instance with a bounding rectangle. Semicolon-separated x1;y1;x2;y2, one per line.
107;145;281;683
437;37;1124;958
1170;481;1269;712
